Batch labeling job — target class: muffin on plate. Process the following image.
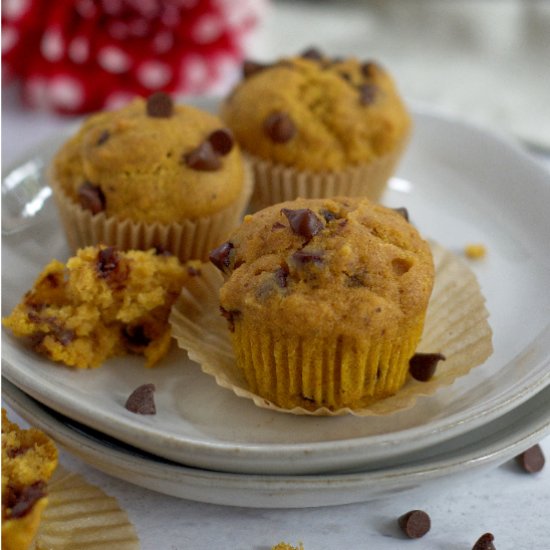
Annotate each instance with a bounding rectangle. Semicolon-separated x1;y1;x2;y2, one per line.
2;409;58;550
2;245;200;368
220;48;411;211
50;92;251;262
209;196;434;410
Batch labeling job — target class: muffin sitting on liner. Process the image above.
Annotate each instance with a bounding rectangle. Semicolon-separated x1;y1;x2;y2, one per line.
209;197;434;411
50;92;251;262
221;48;411;211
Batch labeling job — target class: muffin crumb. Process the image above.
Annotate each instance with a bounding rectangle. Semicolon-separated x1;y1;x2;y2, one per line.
464;243;487;259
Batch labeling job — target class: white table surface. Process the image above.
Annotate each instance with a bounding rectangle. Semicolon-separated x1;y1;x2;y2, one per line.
2;2;550;548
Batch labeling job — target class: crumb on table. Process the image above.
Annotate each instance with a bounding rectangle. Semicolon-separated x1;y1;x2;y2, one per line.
464;243;487;259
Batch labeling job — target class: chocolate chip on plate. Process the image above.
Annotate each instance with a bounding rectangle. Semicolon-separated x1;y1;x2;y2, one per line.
472;532;496;550
264;112;297;143
208;128;234;156
209;241;234;273
184;141;222;171
358;83;377;105
515;444;545;473
125;383;156;415
398;509;431;538
281;208;324;241
78;181;105;215
146;92;173;118
409;352;446;382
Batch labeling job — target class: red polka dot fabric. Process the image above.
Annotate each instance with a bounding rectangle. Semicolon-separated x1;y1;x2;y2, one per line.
2;0;267;113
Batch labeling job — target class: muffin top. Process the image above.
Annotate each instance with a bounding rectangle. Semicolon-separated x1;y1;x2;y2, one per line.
220;48;411;171
52;93;245;224
211;197;434;339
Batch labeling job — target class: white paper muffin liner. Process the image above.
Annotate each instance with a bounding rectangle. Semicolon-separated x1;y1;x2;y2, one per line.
50;166;252;262
169;242;493;416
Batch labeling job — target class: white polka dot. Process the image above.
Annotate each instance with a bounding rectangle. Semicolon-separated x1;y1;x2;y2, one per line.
25;77;50;109
3;0;30;20
153;31;174;54
182;55;209;89
68;37;89;63
75;0;97;19
129;19;149;37
137;61;173;89
101;0;123;16
105;92;136;110
160;5;181;28
192;14;224;44
41;29;64;62
2;27;18;54
98;46;132;73
49;76;84;110
108;21;129;40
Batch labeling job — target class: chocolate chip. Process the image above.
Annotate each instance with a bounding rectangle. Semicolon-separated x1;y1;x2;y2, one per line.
264;112;296;143
209;241;234;273
515;444;545;473
153;245;172;256
97;247;120;278
344;273;365;287
125;383;156;415
472;532;496;550
96;130;110;146
78;181;105;215
275;265;289;288
207;128;234;156
281;208;324;241
301;47;323;61
358;83;377;105
146;92;173;118
9;482;47;519
291;250;324;265
220;306;240;332
243;60;270;78
53;326;75;346
271;221;285;231
319;209;340;223
187;265;202;277
184;141;222;171
339;71;352;82
409;352;446;381
6;446;29;459
123;325;151;348
392;207;409;222
361;61;378;78
398;510;431;539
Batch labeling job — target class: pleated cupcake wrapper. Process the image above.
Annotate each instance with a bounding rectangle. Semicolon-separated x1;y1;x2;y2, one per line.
49;165;253;263
244;137;408;213
30;466;139;550
169;242;493;416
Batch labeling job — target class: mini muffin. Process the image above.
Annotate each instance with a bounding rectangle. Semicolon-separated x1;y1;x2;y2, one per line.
51;92;251;261
2;409;58;550
209;197;434;410
221;48;411;211
3;245;201;368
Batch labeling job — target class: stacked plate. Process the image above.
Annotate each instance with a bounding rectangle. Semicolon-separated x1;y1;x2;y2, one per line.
3;102;550;508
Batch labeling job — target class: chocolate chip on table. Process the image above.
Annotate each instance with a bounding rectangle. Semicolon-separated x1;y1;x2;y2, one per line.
358;83;377;105
398;509;431;538
281;208;324;241
409;352;446;382
78;181;105;215
243;59;270;78
146;91;173;118
207;128;234;156
264;112;297;143
96;129;110;146
125;383;156;415
392;207;409;222
515;444;545;473
184;141;222;171
472;532;496;550
209;241;234;273
9;481;47;519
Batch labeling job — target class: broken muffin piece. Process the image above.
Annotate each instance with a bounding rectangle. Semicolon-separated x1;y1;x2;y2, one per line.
3;245;199;368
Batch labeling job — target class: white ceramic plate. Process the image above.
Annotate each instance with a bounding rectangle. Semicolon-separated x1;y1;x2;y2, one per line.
3;378;550;508
2;103;550;475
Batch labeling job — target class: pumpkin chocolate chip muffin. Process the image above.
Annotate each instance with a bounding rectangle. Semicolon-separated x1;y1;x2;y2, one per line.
210;197;434;411
51;93;251;261
221;48;411;211
3;245;200;368
2;409;58;550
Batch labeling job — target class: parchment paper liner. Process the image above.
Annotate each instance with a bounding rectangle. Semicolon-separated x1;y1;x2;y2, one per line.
49;166;252;262
31;466;139;550
170;242;493;416
245;136;408;213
